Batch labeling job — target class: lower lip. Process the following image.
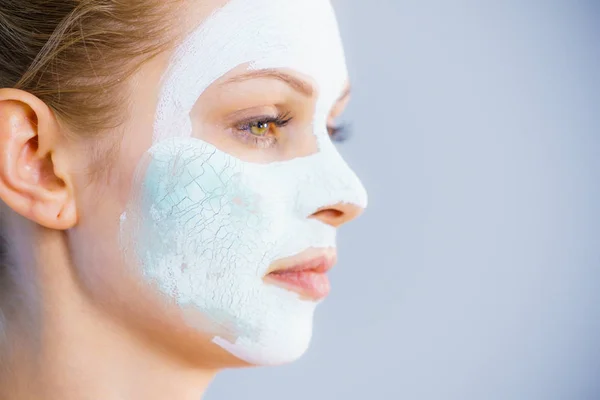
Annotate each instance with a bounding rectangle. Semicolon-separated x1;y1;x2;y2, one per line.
266;271;331;300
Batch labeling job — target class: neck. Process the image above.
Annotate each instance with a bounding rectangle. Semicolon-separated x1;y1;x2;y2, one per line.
0;216;217;400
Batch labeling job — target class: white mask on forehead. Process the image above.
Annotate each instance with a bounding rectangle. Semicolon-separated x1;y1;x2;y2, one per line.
120;0;368;365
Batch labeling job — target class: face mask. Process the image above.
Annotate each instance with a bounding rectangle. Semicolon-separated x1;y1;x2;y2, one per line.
120;0;368;366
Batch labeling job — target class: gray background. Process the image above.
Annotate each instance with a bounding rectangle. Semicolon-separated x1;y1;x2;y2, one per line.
208;1;600;399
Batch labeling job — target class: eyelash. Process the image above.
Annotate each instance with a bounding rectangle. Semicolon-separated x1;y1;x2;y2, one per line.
233;112;350;148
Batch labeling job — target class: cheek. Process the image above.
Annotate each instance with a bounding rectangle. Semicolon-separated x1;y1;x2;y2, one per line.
116;126;155;209
119;138;266;302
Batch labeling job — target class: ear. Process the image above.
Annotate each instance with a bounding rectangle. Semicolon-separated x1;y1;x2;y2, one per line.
0;89;77;230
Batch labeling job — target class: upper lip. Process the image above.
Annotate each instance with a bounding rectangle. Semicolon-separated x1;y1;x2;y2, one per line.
266;248;337;276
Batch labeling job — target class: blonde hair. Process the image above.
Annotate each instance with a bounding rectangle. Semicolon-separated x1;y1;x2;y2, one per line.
0;0;178;278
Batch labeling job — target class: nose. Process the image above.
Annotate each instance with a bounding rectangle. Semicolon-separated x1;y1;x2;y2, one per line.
310;202;365;228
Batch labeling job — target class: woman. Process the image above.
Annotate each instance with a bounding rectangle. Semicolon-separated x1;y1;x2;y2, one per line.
0;0;367;398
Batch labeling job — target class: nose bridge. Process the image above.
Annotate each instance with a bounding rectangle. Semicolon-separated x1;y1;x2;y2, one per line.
294;138;368;219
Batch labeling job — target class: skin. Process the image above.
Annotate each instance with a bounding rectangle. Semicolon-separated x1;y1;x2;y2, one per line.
0;1;364;399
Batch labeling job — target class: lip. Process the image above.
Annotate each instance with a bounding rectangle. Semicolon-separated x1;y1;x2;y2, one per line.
264;249;337;301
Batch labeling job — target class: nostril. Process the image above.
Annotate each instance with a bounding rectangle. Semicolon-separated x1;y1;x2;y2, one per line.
315;209;344;220
310;208;345;227
310;203;364;227
310;205;355;227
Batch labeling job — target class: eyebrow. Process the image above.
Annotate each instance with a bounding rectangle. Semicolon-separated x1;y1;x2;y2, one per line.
220;69;315;97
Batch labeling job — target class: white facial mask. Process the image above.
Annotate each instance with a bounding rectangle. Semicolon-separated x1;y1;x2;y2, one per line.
120;0;368;365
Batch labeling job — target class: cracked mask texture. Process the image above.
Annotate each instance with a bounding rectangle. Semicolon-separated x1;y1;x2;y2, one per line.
119;0;368;365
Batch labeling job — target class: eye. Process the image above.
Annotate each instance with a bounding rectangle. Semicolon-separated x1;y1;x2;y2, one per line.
249;121;274;137
328;123;351;143
237;112;292;136
231;112;294;149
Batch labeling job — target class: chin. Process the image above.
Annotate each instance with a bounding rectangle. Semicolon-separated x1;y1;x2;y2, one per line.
213;322;315;366
182;292;319;366
214;334;313;366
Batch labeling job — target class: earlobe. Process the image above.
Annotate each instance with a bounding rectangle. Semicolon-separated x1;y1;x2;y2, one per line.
0;89;78;230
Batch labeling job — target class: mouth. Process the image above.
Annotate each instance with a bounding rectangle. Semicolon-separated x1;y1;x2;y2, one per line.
264;248;337;301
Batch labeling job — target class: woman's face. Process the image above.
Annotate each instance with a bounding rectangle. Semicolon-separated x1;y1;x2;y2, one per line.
68;0;367;367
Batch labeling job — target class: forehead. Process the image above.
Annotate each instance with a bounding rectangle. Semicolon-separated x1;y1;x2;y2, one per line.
177;0;348;92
